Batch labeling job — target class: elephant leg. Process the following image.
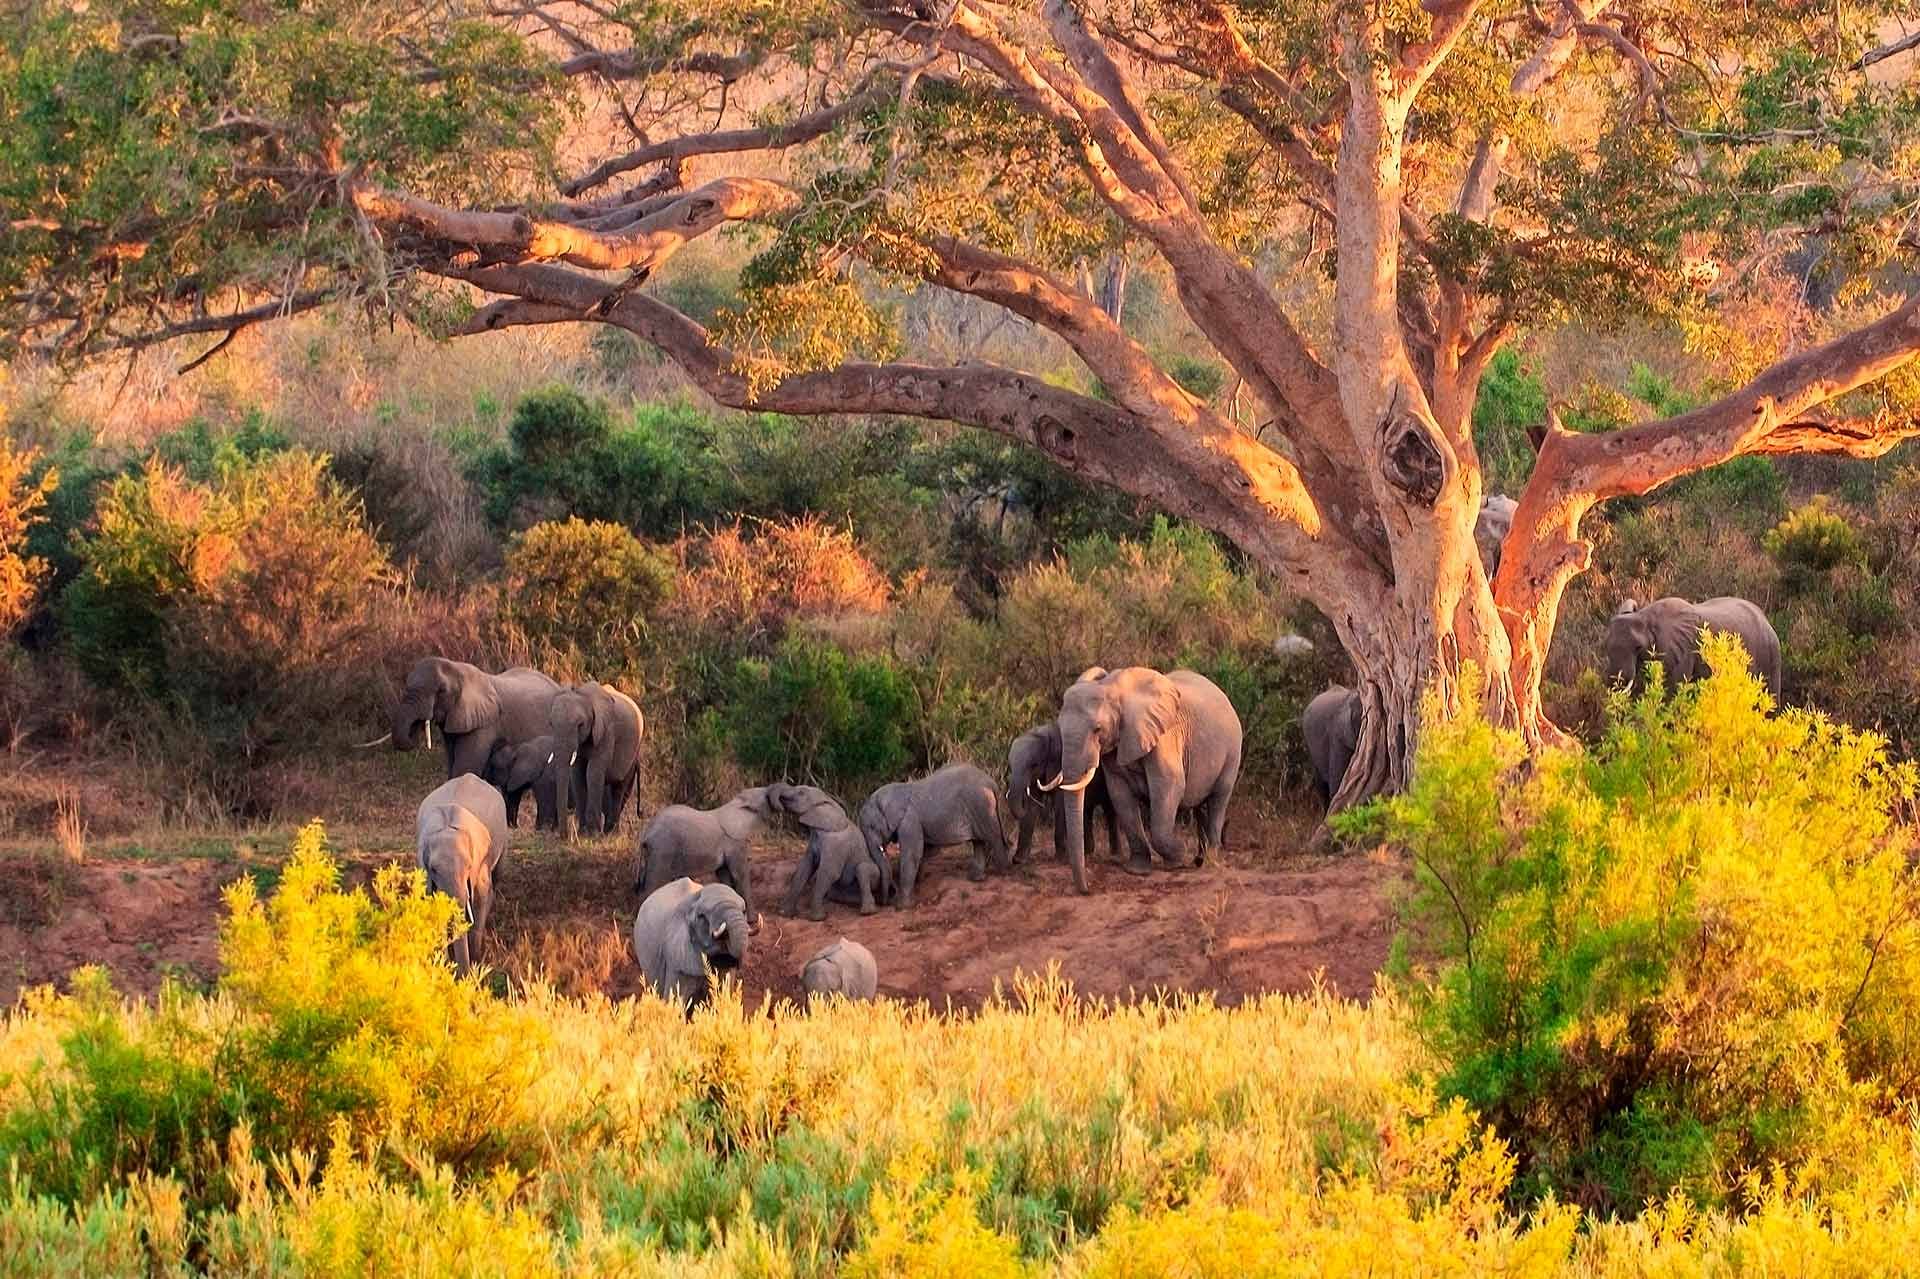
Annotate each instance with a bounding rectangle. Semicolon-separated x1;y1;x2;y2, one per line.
722;847;754;923
1197;762;1237;865
585;756;611;834
472;886;493;959
854;859;879;915
1105;777;1154;875
609;772;638;831
1014;801;1038;866
449;732;492;782
503;786;523;829
808;846;836;922
1144;763;1190;868
1102;799;1121;865
782;852;814;917
896;818;927;909
1052;795;1072;863
980;795;1010;872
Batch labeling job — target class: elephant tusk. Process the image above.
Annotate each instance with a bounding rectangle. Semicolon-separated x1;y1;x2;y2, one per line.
1059;763;1099;793
353;731;392;749
1035;771;1064;792
546;753;554;765
463;900;475;926
425;722;433;752
569;750;578;767
713;920;727;939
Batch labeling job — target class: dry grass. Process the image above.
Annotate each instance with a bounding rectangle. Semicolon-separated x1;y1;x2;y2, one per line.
52;787;85;864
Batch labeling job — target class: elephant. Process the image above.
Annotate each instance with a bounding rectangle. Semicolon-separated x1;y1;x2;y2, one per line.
1605;596;1783;697
549;682;644;835
1008;722;1120;868
861;764;1010;909
487;734;562;831
636;786;784;920
801;938;878;1000
773;784;885;920
1476;494;1518;576
416;772;510;971
389;658;561;780
1051;666;1243;893
1303;686;1363;805
631;878;750;1011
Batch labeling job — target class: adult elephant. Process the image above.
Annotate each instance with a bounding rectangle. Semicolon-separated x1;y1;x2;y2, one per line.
1606;596;1782;698
549;682;644;835
416;772;510;972
861;764;1009;910
631;878;749;1011
636;785;784;920
1049;666;1243;894
390;658;561;780
1008;721;1119;867
1302;687;1362;807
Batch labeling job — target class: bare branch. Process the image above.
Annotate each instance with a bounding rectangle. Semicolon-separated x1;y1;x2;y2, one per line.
563;79;897;196
65;289;336;361
1855;27;1920;72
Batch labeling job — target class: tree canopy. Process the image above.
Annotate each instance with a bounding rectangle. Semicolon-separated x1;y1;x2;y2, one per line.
8;0;1920;800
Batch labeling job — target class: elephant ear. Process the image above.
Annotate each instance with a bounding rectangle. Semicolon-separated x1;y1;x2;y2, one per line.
443;666;501;734
1116;672;1181;766
716;796;761;842
1075;665;1108;684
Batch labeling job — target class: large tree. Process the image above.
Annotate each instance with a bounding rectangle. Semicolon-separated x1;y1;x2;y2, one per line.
8;0;1920;803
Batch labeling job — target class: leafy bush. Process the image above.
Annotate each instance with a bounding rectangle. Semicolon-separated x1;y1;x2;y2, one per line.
1167;355;1226;401
1358;638;1920;1211
723;635;914;796
1472;349;1547;493
1766;496;1866;581
0;437;54;639
503;517;675;682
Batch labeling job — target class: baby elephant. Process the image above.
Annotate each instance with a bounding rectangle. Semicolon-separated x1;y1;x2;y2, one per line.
775;784;886;920
1303;686;1362;806
637;786;783;920
416;772;510;971
488;735;562;830
801;938;878;1000
861;763;1008;910
631;878;749;1011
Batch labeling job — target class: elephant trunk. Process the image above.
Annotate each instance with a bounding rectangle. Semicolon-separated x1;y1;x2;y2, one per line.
1055;725;1101;895
710;911;749;969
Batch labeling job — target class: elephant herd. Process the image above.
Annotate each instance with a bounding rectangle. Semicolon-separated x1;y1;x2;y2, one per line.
1298;497;1786;800
398;658;1247;1010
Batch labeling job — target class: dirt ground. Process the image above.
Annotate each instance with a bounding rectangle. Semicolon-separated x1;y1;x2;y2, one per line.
0;825;1403;1010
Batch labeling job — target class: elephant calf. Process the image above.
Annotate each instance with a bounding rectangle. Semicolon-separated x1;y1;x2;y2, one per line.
801;938;878;1000
637;786;783;920
488;734;562;831
774;785;885;920
1606;596;1783;698
631;878;749;1011
860;763;1008;910
1303;686;1362;806
416;773;510;972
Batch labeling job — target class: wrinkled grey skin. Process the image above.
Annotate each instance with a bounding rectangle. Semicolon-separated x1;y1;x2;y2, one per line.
773;785;884;920
801;937;878;1000
1475;494;1518;576
861;764;1010;910
637;786;782;920
549;683;644;835
487;734;562;831
392;658;561;780
417;773;510;972
1605;596;1783;697
630;878;749;1012
1008;722;1119;867
1054;667;1243;893
1302;686;1362;806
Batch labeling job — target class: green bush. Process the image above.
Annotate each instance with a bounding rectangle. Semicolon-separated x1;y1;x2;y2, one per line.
1472;349;1547;492
1354;637;1920;1212
502;517;675;682
1167;355;1227;402
723;634;914;797
1765;496;1866;581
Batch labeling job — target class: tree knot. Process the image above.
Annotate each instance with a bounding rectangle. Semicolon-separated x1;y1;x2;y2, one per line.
1378;396;1446;507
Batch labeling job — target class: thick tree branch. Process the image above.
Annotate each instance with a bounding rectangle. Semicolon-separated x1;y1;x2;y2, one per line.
446;260;1389;605
1854;28;1920;72
353;177;796;271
